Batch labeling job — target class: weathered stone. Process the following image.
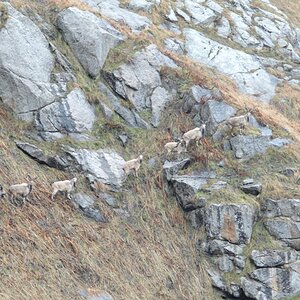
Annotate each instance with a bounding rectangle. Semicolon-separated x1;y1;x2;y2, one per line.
205;204;257;244
241;182;262;196
163;158;191;181
72;193;95;209
230;135;270;159
166;8;177;22
65;148;125;189
202;100;237;135
164;38;184;55
98;193;119;208
36;88;96;140
151;86;173;127
118;134;129;147
16;141;68;170
185;1;219;26
104;44;177;112
216;17;231;38
185;208;205;229
129;0;156;12
170;175;207;211
82;0;151;31
241;262;300;300
206;240;244;256
0;3;55;120
184;28;278;102
99;101;114;121
251;249;300;267
218;255;234;272
175;8;191;23
57;7;123;77
99;82;150;129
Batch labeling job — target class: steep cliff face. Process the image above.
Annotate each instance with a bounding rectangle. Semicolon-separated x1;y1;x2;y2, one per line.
0;0;299;299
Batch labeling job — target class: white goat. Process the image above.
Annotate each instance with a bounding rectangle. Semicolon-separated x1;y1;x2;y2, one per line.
51;177;77;200
182;124;206;149
164;140;186;154
8;176;36;204
123;155;143;177
225;112;251;135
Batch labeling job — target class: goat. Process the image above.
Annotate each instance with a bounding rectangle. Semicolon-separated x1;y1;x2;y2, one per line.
164;140;186;154
182;124;206;149
51;177;77;200
224;112;251;135
123;155;143;177
0;185;5;199
8;175;36;205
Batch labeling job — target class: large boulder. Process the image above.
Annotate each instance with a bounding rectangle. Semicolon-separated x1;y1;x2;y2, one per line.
263;199;300;250
241;262;300;300
16;141;68;170
104;44;177;126
36;88;96;140
0;3;55;121
65;148;125;189
205;204;257;245
82;0;151;31
57;7;123;78
184;28;278;102
98;82;150;129
170;172;216;211
251;249;300;268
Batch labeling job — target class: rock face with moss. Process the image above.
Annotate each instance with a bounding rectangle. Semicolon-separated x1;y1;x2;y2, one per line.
57;7;124;77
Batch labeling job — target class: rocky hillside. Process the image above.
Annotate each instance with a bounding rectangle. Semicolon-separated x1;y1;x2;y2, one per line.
0;0;299;299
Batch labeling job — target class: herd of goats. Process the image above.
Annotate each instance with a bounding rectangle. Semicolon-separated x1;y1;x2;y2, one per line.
0;111;252;205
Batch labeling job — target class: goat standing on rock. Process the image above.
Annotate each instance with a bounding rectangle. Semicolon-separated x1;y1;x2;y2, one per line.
51;177;77;200
8;175;36;205
182;124;206;149
225;112;252;135
123;155;143;177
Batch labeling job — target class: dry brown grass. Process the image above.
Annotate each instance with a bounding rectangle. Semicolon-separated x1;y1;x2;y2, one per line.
270;0;300;26
0;106;215;300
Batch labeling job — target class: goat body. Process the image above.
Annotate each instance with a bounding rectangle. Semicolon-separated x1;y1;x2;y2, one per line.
182;125;206;149
225;112;251;135
123;155;143;177
51;177;77;200
8;182;33;204
164;141;186;154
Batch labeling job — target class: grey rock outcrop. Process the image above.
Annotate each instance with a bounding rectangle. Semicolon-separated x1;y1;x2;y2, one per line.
16;141;68;170
99;82;150;129
163;158;191;181
184;28;278;102
104;44;177;127
57;7;123;77
205;204;257;244
170;173;216;211
82;0;151;31
72;193;107;223
263;199;300;250
36;88;96;140
241;262;300;300
0;3;55;121
65;148;125;189
251;249;300;267
241;180;262;196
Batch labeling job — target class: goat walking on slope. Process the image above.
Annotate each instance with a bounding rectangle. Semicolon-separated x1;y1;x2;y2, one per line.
8;175;36;205
123;155;143;177
51;177;77;200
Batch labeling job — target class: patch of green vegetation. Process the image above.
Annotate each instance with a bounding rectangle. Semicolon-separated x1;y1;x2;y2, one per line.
103;38;150;72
